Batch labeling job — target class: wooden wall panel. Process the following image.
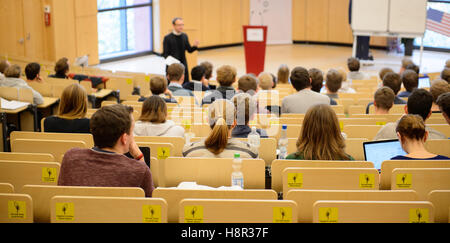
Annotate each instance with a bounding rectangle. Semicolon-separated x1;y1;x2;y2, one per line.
22;0;46;60
200;0;222;47
159;0;182;52
52;0;77;63
221;0;242;45
305;0;329;42
74;0;99;65
292;0;306;41
328;0;353;44
0;0;25;57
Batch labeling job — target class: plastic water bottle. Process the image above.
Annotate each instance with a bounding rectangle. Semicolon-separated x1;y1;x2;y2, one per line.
231;153;244;189
278;125;288;159
183;122;195;144
248;126;261;149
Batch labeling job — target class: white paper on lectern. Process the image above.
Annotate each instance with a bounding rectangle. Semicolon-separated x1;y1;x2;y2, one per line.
0;98;29;110
247;29;264;42
165;56;181;66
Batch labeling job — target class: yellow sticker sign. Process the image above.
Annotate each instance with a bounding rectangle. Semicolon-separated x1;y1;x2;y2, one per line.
126;78;133;85
143;205;162;223
409;208;429;223
396;173;412;188
184;206;203;223
8;201;27;219
339;121;344;131
144;76;150;82
42;167;57;183
287;173;303;188
376;121;387;126
55;203;75;221
157;147;171;160
318;207;338;223
359;174;375;189
273;207;292;223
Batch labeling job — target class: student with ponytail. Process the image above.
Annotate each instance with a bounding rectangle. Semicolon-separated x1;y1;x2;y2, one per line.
391;114;449;160
182;99;258;158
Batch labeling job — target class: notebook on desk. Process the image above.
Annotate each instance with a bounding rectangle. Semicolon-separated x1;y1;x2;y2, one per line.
363;139;407;170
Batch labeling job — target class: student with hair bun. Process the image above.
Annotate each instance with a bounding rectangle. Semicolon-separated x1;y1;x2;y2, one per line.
391;114;449;160
182;99;258;158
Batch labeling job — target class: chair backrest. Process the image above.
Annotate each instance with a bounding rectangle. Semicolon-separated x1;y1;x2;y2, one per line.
312;200;434;223
380;160;450;190
135;142;175;160
345;138;369;161
235;138;276;166
153;188;277;223
50;196;167;223
427;190;450;223
286;190;418;223
0;193;33;223
11;131;94;148
0;183;14;193
134;136;185;157
271;160;374;193
161;157;265;189
107;77;135;99
343;125;382;139
425;140;450;157
0;152;55;162
11;139;87;163
350;114;403;123
391;168;450;200
22;185;145;223
0;161;60;193
101;100;117;107
369;104;406;114
179;199;297;223
428;124;450;137
29;82;53;97
273;124;302;140
282;168;380;196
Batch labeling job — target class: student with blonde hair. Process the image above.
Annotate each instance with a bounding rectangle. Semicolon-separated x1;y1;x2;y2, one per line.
277;64;290;84
44;83;90;133
391;114;449;160
286;104;354;160
134;96;184;137
183;99;258;158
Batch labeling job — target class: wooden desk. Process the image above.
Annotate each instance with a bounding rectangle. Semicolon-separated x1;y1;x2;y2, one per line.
0;105;39;152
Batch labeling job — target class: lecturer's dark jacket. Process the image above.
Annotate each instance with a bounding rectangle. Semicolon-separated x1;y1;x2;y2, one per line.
163;32;198;84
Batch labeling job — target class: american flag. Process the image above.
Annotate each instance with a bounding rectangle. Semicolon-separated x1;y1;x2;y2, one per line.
426;8;450;37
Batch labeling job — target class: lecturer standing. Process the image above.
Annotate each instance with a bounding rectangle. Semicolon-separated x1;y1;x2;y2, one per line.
163;17;200;84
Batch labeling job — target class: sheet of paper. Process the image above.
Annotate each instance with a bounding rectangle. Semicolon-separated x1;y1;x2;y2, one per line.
165;56;181;66
0;98;30;110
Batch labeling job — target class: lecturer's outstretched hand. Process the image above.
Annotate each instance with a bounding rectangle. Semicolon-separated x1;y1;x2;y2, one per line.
193;40;200;47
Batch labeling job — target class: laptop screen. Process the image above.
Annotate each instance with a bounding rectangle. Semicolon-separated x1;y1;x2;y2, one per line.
363;140;407;170
418;76;430;89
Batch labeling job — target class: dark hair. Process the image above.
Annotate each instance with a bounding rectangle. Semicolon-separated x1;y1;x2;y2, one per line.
271;73;277;89
172;17;183;25
167;63;185;81
290;67;311;91
200;61;213;80
139;96;167;123
54;57;69;76
0;60;10;74
90;104;134;149
4;65;21;78
191;65;206;81
401;70;419;93
25;63;41;80
238;74;258;93
326;69;343;93
374;87;395;110
308;68;324;93
383;72;402;95
436;92;450;116
150;76;167;95
396;114;426;141
407;89;433;121
347;57;360;72
379;67;394;80
405;64;420;74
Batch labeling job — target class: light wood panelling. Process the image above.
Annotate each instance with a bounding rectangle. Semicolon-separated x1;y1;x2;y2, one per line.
0;0;25;57
292;0;306;41
328;0;353;44
305;0;329;42
221;0;242;44
22;0;46;60
74;0;99;64
200;0;223;47
52;0;77;63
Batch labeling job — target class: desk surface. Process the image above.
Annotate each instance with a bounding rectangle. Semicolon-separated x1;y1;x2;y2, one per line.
37;97;60;109
0;106;29;114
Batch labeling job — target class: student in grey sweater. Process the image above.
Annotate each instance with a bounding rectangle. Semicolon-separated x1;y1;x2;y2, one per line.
0;64;44;105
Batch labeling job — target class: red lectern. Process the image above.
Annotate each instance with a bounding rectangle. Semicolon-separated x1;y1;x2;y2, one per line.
243;25;268;75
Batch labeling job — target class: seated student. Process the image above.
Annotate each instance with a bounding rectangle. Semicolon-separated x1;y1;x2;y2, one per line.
231;93;268;138
347;57;369;81
44;84;90;133
0;60;10;82
398;70;419;98
134;96;184;137
442;68;450;83
400;58;414;75
430;80;450;112
49;57;69;79
405;64;420;75
25;63;43;83
325;69;343;106
139;76;177;103
256;73;279;114
202;65;237;105
58;104;154;197
437;92;450;125
167;63;194;97
308;68;324;93
270;73;277;89
0;64;44;105
379;67;394;81
183;65;210;92
373;87;396;115
286;104;354;160
200;61;214;87
281;66;330;114
337;68;356;94
237;74;258;96
183;99;258;158
277;64;290;84
374;89;447;140
391;114;449;160
446;59;450;69
366;72;407;114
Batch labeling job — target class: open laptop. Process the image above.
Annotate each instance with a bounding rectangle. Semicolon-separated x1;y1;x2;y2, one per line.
418;76;431;89
363;139;407;170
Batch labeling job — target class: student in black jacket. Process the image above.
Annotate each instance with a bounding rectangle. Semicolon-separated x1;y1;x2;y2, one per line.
183;65;211;92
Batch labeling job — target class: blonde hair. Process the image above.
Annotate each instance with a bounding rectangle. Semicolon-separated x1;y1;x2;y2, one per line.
296;104;349;160
139;96;167;123
58;84;88;119
205;100;236;155
258;72;273;90
277;64;290;84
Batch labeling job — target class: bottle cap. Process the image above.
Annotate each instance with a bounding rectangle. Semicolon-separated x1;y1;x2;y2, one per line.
234;153;241;159
282;124;287;130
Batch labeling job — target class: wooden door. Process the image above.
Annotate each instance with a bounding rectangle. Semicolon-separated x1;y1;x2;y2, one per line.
0;0;25;57
22;0;46;60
